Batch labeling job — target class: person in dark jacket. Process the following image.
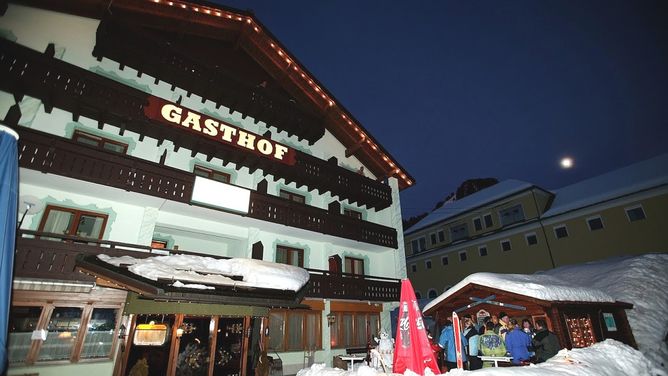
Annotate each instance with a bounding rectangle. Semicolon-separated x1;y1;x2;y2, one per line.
532;319;560;363
504;318;531;365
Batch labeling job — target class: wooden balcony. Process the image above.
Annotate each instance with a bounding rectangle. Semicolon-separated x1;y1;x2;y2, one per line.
0;38;392;210
16;127;397;248
14;232;400;302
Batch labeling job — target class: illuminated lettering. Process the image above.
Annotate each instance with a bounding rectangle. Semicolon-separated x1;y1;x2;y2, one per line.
256;139;273;155
203;119;219;137
219;124;237;142
237;131;256;150
161;104;182;123
274;144;288;160
181;112;202;131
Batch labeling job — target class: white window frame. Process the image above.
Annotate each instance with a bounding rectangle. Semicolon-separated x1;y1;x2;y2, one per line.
624;205;646;222
425;259;432;270
427;289;438;299
459;250;468;262
553;224;569;239
525;232;538;246
472;217;483;232
500;239;512;252
429;232;438;245
478;245;488;257
586;215;604;231
441;255;449;266
437;230;446;243
483;213;494;228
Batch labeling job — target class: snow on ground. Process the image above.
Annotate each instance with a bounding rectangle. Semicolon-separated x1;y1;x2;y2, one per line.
298;340;657;376
97;253;310;291
298;253;668;376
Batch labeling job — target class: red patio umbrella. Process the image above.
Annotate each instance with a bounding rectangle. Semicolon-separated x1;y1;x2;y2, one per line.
393;279;440;374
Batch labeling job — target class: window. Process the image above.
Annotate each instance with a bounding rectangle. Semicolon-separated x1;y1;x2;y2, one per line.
499;204;525;226
441;256;449;266
415;291;422;299
330;312;379;349
625;206;646;222
72;130;128;154
269;310;322;351
151;239;168;249
276;246;304;267
425;260;432;269
478;246;488;257
437;230;445;242
39;205;108;239
473;217;482;231
343;208;363;220
459;251;468;262
483;213;494;228
430;233;437;245
411;237;426;253
345;257;365;276
587;216;604;231
525;233;538;245
428;289;438;299
194;165;231;184
500;239;512;252
280;189;306;204
8;303;120;364
554;225;569;239
450;223;469;242
410;264;417;273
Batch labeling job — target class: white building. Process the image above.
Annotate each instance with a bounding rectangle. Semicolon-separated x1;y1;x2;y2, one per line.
0;2;413;375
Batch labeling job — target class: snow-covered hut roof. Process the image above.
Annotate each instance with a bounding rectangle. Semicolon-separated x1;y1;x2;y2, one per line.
406;179;535;234
543;153;668;217
423;271;616;314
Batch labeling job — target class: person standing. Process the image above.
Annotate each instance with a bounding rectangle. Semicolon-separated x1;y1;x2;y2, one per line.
479;321;506;368
504;319;531;365
532;319;560;363
497;312;511;339
463;317;482;370
438;317;468;371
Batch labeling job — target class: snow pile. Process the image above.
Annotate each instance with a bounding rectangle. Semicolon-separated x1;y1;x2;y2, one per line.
540;253;668;368
97;254;310;291
297;340;658;376
424;272;614;313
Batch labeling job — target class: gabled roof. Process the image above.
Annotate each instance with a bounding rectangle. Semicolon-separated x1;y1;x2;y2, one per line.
20;0;414;189
406;179;536;234
543;153;668;217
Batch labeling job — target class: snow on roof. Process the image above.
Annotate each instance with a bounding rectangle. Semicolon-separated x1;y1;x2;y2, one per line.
97;254;310;292
423;271;616;313
543;153;668;217
406;180;534;234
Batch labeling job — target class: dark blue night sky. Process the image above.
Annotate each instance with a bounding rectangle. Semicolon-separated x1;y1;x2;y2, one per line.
216;0;668;219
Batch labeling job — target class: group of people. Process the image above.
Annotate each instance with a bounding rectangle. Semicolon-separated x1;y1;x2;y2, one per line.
434;311;560;371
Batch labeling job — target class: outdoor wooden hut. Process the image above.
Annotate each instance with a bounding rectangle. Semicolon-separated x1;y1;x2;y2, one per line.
422;273;637;350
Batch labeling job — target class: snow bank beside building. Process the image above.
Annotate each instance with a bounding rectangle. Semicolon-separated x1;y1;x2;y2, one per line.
540;253;668;369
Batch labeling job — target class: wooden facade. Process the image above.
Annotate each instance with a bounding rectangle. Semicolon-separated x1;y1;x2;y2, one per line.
423;283;638;350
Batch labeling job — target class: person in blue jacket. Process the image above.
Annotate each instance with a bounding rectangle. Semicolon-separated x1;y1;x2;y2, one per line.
438;317;468;370
504;318;532;365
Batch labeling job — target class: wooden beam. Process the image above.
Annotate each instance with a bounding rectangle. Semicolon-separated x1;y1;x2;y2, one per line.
345;137;366;158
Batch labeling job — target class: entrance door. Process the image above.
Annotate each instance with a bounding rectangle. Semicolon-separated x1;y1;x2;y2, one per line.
213;318;245;376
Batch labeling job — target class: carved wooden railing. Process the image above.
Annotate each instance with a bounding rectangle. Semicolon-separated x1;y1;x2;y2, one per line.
14;232;400;301
16;127;397;248
0;38;392;210
305;268;401;302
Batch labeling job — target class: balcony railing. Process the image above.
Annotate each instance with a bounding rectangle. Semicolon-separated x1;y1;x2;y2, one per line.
14;231;400;302
16;127;397;248
0;38;392;210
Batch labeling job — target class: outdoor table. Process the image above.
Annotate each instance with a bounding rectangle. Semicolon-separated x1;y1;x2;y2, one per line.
479;356;513;367
339;354;367;370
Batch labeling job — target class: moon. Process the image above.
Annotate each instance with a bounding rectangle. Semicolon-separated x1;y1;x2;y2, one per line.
560;157;574;169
